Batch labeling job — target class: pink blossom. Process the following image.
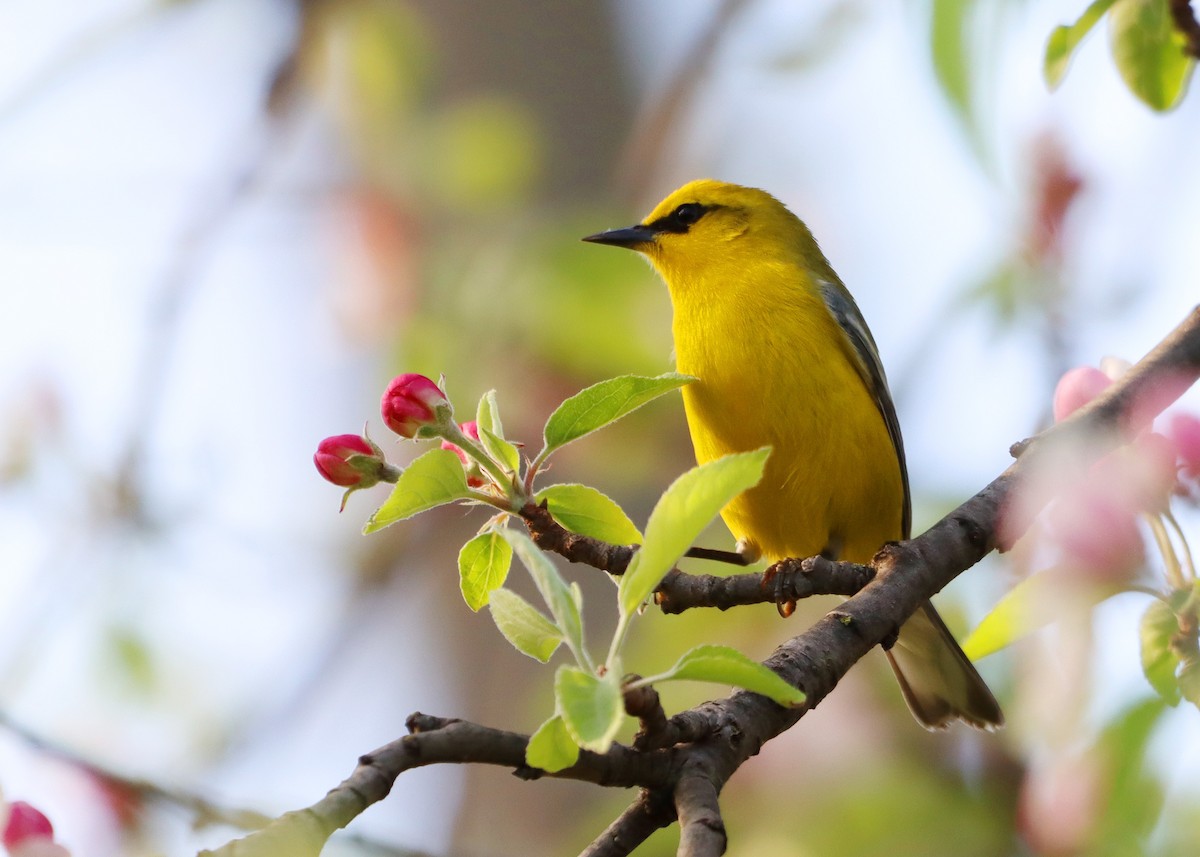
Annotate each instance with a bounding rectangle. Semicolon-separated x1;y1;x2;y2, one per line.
380;374;449;438
1167;412;1200;478
1052;366;1111;423
3;802;54;850
1044;478;1144;583
1005;363;1183;580
1017;755;1101;856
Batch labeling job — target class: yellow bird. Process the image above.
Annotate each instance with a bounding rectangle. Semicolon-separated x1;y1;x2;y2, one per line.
584;179;1002;729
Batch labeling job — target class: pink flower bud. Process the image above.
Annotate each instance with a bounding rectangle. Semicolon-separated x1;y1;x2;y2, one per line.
1168;412;1200;478
3;802;54;849
1053;366;1111;423
313;434;380;487
381;374;450;438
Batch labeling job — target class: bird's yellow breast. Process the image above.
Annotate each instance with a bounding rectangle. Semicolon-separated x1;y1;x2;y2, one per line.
668;260;904;565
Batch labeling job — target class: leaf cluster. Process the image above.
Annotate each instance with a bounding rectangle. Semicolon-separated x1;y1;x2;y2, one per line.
360;374;803;772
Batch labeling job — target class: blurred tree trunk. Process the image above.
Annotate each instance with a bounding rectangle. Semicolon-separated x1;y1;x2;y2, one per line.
410;0;632;201
403;1;634;851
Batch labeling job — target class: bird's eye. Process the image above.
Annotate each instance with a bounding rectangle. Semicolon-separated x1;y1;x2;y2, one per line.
673;203;705;226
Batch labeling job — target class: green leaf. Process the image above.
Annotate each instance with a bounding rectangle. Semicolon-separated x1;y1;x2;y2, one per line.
541;373;693;456
363;448;470;533
555;665;622;753
475;390;521;473
476;389;505;438
1140;598;1182;705
930;0;973;124
961;567;1119;660
648;644;805;708
488;587;563;662
458;530;513;611
1109;0;1195;111
1178;658;1200;708
1044;0;1120;88
536;483;643;546
500;530;586;665
479;424;521;474
526;715;580;772
1095;697;1168;843
619;449;770;616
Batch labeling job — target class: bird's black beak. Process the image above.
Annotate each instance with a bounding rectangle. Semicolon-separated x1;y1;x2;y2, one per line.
581;224;657;249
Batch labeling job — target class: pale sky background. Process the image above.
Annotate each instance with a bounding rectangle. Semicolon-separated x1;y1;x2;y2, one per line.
0;1;1198;854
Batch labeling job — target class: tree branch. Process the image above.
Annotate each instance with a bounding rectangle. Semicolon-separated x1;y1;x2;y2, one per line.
654;556;875;614
204;306;1200;856
674;764;725;857
578;790;675;857
522;501;637;573
521;504;875;614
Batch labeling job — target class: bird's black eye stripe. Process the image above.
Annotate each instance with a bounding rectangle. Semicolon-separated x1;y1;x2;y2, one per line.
651;202;712;234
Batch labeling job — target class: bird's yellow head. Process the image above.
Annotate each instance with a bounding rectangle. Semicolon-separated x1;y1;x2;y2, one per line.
583;179;834;295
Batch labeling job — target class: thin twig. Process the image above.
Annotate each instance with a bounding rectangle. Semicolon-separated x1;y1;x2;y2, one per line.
578;790;675;857
522;501;638;573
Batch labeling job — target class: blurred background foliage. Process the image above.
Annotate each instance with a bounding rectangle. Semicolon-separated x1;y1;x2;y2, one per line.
0;0;1199;855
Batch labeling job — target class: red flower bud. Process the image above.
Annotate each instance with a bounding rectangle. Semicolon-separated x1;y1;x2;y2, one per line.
4;802;54;849
313;434;379;487
1053;366;1111;423
381;374;450;438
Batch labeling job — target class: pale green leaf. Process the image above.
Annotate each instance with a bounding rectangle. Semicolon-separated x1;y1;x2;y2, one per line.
649;644;805;708
536;483;643;546
1178;659;1200;709
962;567;1119;660
1140;598;1182;705
1109;0;1195;111
930;0;973;123
541;373;693;455
488;588;562;662
458;530;513;611
476;389;505;438
619;449;770;616
479;424;521;474
363;448;470;533
500;530;586;664
1044;0;1120;88
525;715;579;772
475;389;520;473
555;665;622;753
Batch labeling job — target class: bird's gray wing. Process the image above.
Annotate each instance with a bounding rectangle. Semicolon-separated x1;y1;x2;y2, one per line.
817;279;911;539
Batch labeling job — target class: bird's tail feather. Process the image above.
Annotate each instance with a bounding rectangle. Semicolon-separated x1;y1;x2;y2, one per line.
885;602;1004;730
